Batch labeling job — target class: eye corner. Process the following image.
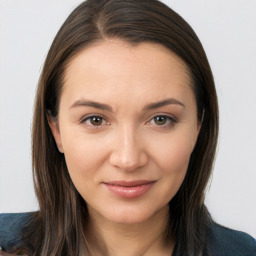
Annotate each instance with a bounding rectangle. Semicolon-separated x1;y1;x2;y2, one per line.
79;114;110;129
146;114;178;128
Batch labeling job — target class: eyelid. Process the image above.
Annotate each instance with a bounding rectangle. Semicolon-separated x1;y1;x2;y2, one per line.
146;113;177;123
80;114;110;126
145;113;178;128
79;113;177;128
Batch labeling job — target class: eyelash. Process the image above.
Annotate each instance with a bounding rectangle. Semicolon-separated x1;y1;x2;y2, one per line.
80;114;177;129
80;115;110;129
146;114;177;128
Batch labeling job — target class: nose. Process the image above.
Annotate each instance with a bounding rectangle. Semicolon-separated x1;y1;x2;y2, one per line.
109;126;148;172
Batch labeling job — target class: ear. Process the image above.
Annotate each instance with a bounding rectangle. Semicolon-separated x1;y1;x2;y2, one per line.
47;114;64;153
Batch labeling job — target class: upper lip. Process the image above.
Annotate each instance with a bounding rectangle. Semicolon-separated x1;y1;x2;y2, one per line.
103;180;155;187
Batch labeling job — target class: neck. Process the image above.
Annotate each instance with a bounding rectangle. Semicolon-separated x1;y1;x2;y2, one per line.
85;206;174;256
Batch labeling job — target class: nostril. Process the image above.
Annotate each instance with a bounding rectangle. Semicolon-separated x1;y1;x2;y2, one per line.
109;147;148;172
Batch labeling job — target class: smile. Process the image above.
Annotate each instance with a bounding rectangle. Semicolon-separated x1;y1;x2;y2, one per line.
102;180;156;198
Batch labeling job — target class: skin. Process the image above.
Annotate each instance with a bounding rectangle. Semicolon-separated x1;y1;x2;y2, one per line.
49;39;201;256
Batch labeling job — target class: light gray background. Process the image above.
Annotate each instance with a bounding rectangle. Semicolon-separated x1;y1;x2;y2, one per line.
0;0;255;237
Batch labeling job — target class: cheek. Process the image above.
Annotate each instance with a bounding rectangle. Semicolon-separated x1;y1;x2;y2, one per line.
61;131;109;183
148;131;194;194
151;132;194;170
154;136;193;204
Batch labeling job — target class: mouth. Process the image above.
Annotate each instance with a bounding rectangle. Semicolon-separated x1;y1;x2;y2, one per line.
102;180;156;198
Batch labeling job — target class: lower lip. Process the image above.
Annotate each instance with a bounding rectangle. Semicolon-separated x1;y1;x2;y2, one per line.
102;182;155;199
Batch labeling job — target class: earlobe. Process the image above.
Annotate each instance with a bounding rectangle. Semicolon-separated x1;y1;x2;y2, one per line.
47;114;64;153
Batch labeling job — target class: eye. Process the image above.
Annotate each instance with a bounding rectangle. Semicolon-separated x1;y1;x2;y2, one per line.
89;116;103;126
147;115;177;128
81;115;109;128
154;116;169;125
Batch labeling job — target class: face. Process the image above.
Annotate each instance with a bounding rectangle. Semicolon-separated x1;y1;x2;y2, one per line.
49;40;200;224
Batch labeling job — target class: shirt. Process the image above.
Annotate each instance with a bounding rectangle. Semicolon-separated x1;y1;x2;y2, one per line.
0;212;256;255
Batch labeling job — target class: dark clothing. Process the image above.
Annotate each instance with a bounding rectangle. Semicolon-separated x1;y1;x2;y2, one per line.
0;212;32;255
0;212;256;255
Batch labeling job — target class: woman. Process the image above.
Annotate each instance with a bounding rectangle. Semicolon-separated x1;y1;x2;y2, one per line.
0;0;255;255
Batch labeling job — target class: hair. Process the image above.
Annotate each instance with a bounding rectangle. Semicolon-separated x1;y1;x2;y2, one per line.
26;0;219;255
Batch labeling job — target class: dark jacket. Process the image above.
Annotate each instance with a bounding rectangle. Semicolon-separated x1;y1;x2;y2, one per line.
0;212;256;255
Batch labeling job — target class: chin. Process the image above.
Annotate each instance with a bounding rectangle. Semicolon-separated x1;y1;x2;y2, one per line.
104;205;161;224
108;214;151;224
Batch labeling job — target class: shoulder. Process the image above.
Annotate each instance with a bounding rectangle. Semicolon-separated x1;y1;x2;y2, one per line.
207;222;256;256
0;212;35;253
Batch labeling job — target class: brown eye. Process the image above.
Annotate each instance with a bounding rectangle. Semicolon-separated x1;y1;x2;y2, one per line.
81;115;110;129
89;116;103;126
154;116;168;125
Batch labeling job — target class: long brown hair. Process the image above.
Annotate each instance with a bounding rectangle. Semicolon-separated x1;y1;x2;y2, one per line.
28;0;219;255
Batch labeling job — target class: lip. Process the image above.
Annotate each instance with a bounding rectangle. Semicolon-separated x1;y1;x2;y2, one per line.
102;180;156;198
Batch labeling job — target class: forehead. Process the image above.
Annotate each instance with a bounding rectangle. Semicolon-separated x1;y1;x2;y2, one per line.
61;40;194;108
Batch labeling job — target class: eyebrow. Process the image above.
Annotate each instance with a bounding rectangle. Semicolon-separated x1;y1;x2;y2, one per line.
70;100;113;112
70;98;184;112
143;98;185;110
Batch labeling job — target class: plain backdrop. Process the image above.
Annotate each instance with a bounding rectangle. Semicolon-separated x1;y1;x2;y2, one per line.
0;0;255;237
